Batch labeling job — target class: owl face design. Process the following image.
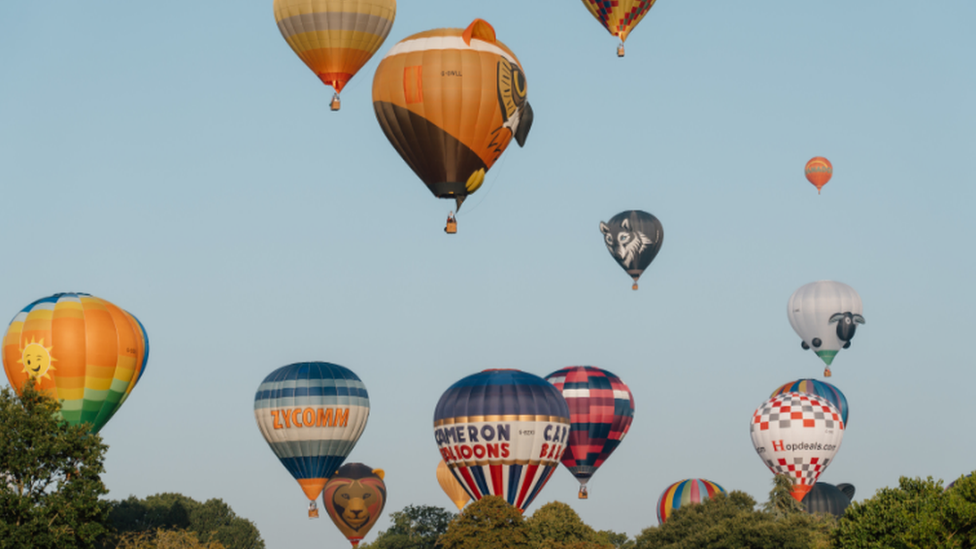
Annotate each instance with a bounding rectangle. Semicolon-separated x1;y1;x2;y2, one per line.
496;59;533;147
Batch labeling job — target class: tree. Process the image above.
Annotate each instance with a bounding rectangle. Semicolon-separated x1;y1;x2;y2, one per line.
114;528;226;549
525;501;612;549
595;531;634;549
833;475;976;548
0;381;111;549
762;474;805;518
107;493;263;549
360;504;455;549
438;496;531;549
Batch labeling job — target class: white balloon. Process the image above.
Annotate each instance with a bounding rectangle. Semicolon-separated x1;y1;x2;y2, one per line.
787;281;865;376
750;392;845;501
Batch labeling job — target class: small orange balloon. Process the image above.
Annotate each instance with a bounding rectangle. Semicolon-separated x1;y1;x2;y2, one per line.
805;157;833;194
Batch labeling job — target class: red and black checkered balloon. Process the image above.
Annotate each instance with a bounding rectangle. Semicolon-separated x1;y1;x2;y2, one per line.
545;366;635;493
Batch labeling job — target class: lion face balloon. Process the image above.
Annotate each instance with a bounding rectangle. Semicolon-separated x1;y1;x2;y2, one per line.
323;463;387;547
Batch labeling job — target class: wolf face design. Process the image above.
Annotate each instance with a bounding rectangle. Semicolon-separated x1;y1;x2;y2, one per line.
601;218;655;269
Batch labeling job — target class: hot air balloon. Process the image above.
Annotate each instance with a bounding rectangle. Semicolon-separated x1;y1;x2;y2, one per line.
771;379;849;427
599;210;663;290
580;0;658;57
433;369;569;513
802;482;853;517
323;463;387;547
254;362;369;517
373;19;533;233
437;460;470;511
2;292;149;434
544;366;634;499
273;0;396;111
656;479;726;524
788;281;865;377
804;157;833;194
750;392;845;502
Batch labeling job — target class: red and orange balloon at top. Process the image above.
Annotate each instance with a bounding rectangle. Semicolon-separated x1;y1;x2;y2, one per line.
805;157;833;194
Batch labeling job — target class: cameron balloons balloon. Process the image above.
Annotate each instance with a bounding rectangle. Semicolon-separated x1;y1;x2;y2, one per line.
802;482;852;517
437;459;470;511
599;210;663;290
805;157;833;194
323;463;387;547
373;19;533;227
254;362;369;517
580;0;658;56
545;366;634;499
656;479;726;524
751;392;845;502
2;292;149;434
433;369;569;513
273;0;396;110
771;379;849;427
788;281;865;377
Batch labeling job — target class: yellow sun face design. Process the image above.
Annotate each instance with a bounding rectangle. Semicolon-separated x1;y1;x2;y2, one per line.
18;337;56;380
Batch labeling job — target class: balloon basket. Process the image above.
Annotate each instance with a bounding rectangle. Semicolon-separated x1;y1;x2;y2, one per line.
445;220;457;234
308;501;319;518
631;283;638;291
823;368;832;378
330;94;341;112
617;44;625;57
578;487;588;499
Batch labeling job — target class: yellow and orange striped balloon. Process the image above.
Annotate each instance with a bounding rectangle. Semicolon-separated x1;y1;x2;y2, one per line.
2;293;149;434
273;0;396;97
580;0;658;52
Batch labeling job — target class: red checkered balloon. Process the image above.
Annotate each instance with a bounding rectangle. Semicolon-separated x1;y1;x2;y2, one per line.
750;392;845;502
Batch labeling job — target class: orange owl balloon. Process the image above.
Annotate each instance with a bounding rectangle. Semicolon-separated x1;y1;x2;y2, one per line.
2;292;149;434
372;19;533;227
805;157;833;194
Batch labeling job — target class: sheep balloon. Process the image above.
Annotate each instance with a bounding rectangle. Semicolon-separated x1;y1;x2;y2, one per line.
787;281;865;377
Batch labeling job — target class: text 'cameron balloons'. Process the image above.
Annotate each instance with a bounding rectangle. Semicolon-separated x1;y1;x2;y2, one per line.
254;362;369;517
580;0;658;56
373;19;533;226
771;379;849;427
437;460;470;511
805;157;833;194
273;0;396;110
599;210;663;290
751;392;845;502
545;366;634;499
788;281;865;377
433;369;570;513
323;463;387;547
656;479;726;524
2;292;149;434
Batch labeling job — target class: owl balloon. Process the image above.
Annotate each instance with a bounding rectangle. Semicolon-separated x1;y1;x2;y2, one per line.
599;210;663;290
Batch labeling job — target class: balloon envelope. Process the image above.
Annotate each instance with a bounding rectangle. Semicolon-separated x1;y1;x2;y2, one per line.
804;157;833;193
750;392;845;501
580;0;658;44
254;362;370;505
771;379;849;427
323;463;387;547
433;369;569;513
656;479;726;524
599;210;663;290
273;0;396;95
2;292;149;434
787;281;865;375
437;459;470;511
802;482;852;517
373;19;533;212
544;366;634;496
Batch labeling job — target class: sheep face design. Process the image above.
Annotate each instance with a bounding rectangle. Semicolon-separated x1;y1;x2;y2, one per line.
829;312;865;348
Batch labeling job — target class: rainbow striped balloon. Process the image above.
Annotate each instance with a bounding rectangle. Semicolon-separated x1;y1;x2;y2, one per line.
656;479;726;524
2;292;149;434
771;379;849;427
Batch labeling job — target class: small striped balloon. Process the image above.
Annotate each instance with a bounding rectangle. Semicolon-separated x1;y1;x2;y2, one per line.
656;479;726;524
804;157;833;193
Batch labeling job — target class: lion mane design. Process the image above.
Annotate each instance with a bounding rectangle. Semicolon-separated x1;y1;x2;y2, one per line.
323;463;387;543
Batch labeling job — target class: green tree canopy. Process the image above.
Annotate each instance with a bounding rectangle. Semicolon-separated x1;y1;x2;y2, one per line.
114;528;226;549
360;504;455;549
525;501;612;549
0;381;111;549
108;493;263;549
438;496;531;549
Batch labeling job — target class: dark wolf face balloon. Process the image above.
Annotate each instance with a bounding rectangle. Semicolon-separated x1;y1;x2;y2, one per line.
599;210;663;290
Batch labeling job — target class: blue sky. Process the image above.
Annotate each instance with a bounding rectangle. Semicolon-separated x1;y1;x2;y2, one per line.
2;1;975;547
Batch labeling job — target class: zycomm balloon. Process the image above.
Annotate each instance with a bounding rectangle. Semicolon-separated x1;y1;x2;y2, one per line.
437;459;470;511
433;369;569;513
2;292;149;434
580;0;658;56
373;19;533;223
544;366;634;498
273;0;396;110
656;479;726;524
750;392;845;501
254;362;369;516
323;463;387;547
771;379;849;427
599;210;663;290
804;157;833;194
787;281;865;377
